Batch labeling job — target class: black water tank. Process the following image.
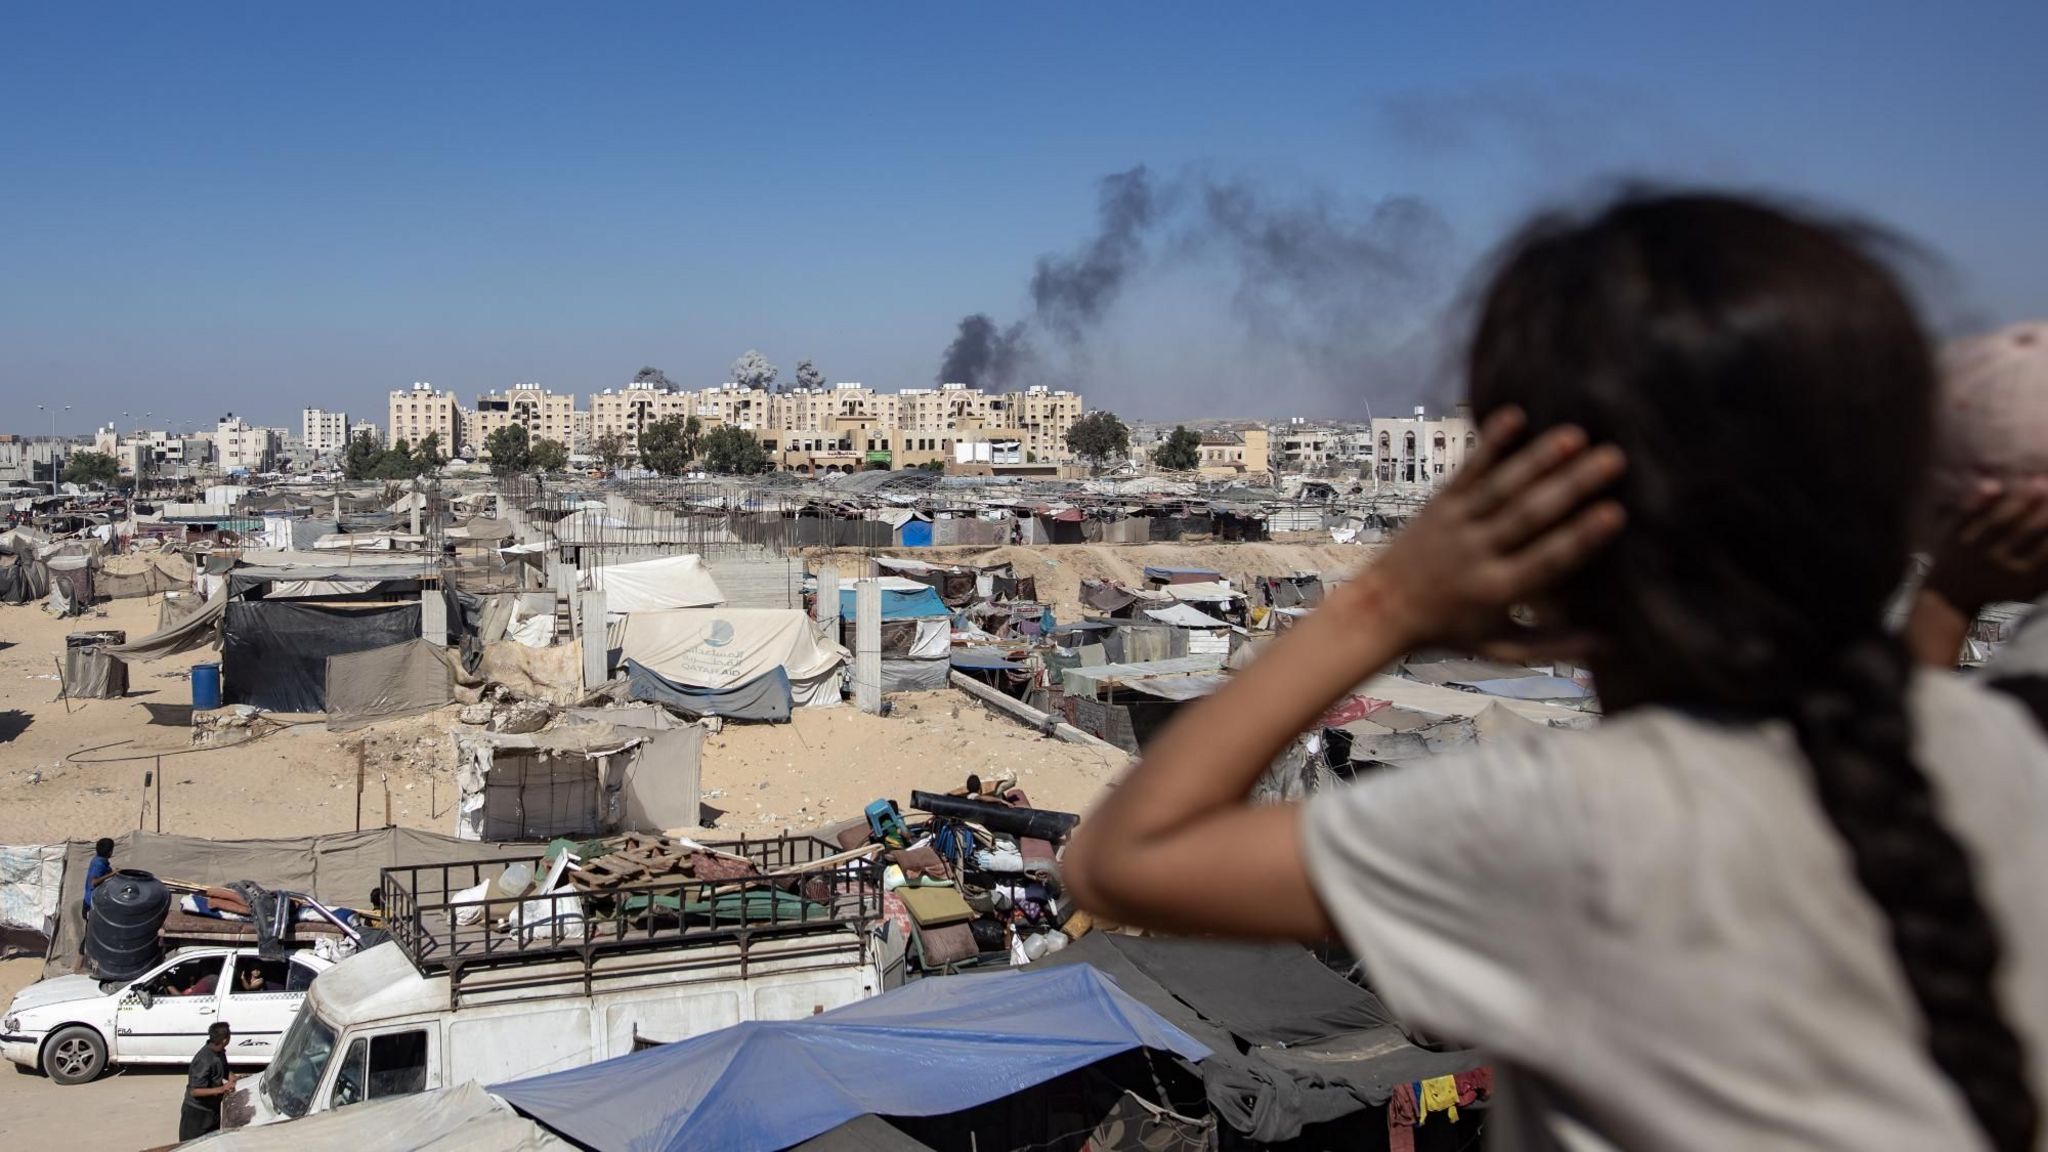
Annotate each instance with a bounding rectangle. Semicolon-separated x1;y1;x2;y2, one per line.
87;869;171;982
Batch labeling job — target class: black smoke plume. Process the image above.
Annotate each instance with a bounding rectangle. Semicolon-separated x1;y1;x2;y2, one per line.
936;314;1029;388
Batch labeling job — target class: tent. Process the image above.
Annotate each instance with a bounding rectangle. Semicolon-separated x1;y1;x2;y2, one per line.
224;600;422;712
454;717;702;841
836;584;947;620
1038;933;1485;1143
838;585;950;691
620;609;846;708
587;554;726;612
186;1081;572;1151
325;639;457;731
626;659;792;723
492;964;1208;1152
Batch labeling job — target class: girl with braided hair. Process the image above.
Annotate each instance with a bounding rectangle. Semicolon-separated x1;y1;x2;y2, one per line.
1064;191;2048;1151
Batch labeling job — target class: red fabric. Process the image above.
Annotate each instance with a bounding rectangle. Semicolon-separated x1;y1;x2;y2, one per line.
1387;1083;1418;1152
1455;1066;1494;1105
1320;695;1391;728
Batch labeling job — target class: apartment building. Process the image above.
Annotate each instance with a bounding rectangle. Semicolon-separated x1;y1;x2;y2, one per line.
469;384;577;459
588;381;692;456
1008;385;1083;464
348;420;383;449
214;414;277;473
1370;406;1477;485
302;408;351;457
387;382;465;457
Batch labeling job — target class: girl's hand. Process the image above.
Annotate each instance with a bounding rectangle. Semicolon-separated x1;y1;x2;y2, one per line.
1347;407;1627;651
1928;478;2048;613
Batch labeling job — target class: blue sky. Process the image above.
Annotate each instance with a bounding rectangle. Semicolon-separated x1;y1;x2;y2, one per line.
4;2;2045;428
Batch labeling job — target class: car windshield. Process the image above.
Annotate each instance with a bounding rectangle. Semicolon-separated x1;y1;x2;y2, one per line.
263;1003;337;1120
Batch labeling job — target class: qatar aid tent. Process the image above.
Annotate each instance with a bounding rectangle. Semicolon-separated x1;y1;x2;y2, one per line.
619;608;848;711
492;964;1209;1152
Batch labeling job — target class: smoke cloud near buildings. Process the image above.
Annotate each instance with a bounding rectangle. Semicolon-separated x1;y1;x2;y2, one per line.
937;164;1457;415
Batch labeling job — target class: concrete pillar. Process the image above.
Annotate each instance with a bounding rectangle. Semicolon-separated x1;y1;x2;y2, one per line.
854;578;882;714
814;566;840;632
580;588;608;689
420;585;448;646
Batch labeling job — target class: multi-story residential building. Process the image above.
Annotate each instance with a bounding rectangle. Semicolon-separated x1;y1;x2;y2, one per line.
214;414;278;474
1370;405;1476;486
1009;385;1083;464
0;436;69;486
348;420;383;449
1195;427;1271;478
469;384;578;459
302;408;351;457
569;410;592;454
387;382;465;458
589;381;692;457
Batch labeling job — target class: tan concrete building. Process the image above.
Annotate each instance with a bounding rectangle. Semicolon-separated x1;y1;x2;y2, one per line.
214;414;278;474
387;382;465;458
302;408;351;457
469;384;578;459
1371;406;1476;486
1009;385;1083;464
589;381;692;457
1196;427;1271;478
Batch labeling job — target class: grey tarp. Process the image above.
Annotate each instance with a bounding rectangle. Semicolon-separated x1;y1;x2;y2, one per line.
879;657;950;692
45;828;538;976
104;594;226;661
326;639;456;731
186;1081;574;1151
61;642;128;699
610;717;705;833
1038;932;1484;1143
626;658;793;723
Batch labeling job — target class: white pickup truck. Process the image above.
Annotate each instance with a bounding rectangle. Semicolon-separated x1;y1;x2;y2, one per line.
2;946;334;1084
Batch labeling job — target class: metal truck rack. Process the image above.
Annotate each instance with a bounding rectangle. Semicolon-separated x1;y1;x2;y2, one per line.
378;834;881;1005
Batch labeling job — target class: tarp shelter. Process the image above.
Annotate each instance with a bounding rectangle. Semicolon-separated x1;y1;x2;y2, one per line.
97;552;194;599
0;538;51;604
1038;933;1483;1143
627;659;792;723
106;595;227;661
1160;580;1237;604
620;609;846;708
587;554;726;612
44;828;539;976
1;843;67;946
185;1080;573;1151
1142;603;1235;630
225;600;422;712
326;640;457;731
492;964;1209;1152
838;585;950;692
1143;566;1222;586
1452;674;1594;702
455;718;702;841
837;584;948;620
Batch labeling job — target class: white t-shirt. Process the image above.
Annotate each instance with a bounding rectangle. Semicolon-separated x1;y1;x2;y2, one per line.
1301;672;2048;1151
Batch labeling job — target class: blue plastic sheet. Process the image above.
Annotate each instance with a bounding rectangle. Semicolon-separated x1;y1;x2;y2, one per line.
493;964;1210;1152
838;585;949;620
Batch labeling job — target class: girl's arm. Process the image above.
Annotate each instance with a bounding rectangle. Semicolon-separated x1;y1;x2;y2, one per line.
1061;411;1625;939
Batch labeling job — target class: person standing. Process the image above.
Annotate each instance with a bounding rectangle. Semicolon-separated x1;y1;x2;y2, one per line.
81;838;114;914
179;1022;237;1141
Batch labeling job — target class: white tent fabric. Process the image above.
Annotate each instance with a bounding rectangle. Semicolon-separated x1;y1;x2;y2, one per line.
0;844;66;933
185;1081;573;1151
1143;603;1235;629
620;609;847;689
585;554;725;612
1162;580;1239;604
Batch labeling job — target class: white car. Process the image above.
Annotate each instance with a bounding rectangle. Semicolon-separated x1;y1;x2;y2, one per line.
2;946;332;1085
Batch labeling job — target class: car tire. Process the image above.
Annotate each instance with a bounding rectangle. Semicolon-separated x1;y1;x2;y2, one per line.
43;1026;107;1085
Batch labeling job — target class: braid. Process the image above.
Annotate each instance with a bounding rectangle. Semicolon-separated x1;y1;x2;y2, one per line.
1791;637;2038;1150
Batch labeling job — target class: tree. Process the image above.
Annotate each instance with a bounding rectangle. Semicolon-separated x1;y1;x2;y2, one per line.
484;424;531;476
1152;425;1203;471
700;425;773;475
593;430;632;472
412;432;443;473
1065;411;1130;472
731;349;779;392
639;414;702;476
529;437;569;474
63;451;119;488
633;366;673;388
343;431;381;480
794;358;825;392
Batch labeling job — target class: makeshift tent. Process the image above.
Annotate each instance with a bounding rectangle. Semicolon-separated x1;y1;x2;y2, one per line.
1143;566;1222;586
1452;674;1594;701
185;1081;573;1151
44;828;539;976
836;584;948;620
627;659;792;723
1;843;67;943
838;585;951;692
1039;933;1483;1143
455;718;700;841
492;964;1209;1152
587;554;726;612
105;595;226;661
1142;603;1235;630
61;630;128;699
224;600;422;712
97;552;194;599
0;539;50;604
326;640;457;731
1160;580;1237;604
620;609;846;708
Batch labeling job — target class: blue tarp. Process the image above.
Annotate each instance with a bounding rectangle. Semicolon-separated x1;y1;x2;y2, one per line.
492;964;1210;1152
838;585;949;620
626;659;794;722
1454;674;1593;701
898;519;933;548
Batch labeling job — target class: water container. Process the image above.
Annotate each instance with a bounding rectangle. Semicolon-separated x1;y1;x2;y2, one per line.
494;862;534;899
86;870;171;982
191;662;221;710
